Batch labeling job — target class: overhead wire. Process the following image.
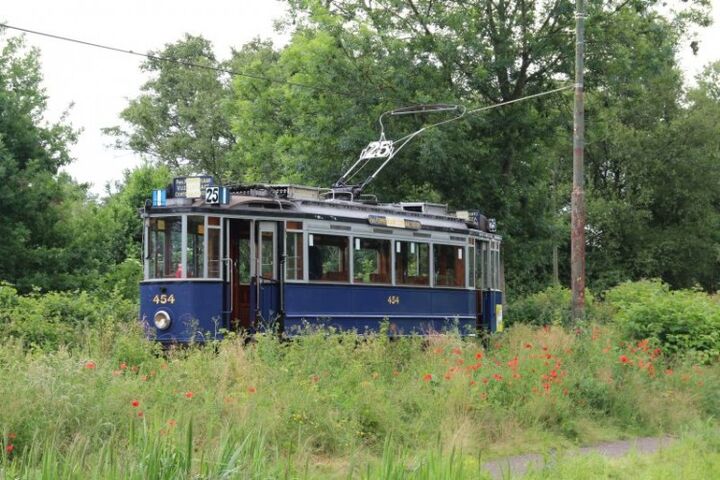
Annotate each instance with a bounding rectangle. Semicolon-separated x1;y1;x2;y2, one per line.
0;23;373;101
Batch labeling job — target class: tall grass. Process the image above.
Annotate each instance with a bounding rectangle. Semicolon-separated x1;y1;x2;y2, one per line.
0;320;718;477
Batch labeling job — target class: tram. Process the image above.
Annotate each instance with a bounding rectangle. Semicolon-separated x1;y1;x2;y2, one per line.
139;106;503;343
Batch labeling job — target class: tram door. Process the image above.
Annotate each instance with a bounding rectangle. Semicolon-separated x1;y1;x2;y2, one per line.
254;221;281;329
228;220;253;331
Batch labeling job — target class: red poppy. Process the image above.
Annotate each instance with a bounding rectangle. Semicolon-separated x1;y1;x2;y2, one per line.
185;391;194;399
451;347;462;355
550;370;558;378
665;369;673;376
493;373;503;381
131;400;140;407
247;386;257;394
168;419;177;427
619;355;630;364
120;362;127;370
524;343;533;349
475;352;484;360
507;357;518;369
137;411;144;418
5;444;13;454
470;380;476;386
422;373;433;382
85;361;96;369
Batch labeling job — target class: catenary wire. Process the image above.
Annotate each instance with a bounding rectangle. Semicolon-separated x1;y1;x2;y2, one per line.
0;23;376;101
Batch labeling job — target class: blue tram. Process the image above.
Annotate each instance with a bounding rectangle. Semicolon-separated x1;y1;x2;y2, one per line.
139;177;503;343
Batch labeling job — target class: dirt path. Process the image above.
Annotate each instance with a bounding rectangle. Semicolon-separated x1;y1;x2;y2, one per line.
482;436;675;478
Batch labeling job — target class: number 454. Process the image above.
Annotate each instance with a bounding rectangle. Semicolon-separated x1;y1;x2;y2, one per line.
152;294;175;305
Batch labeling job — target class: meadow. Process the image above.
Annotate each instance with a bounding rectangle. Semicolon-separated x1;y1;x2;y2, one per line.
1;312;718;478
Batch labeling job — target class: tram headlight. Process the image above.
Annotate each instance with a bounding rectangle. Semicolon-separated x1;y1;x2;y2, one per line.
153;310;172;330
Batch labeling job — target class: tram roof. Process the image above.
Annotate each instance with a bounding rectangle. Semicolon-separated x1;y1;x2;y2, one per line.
146;182;498;236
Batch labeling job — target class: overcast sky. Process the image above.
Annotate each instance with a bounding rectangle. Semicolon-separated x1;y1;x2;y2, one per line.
2;1;718;196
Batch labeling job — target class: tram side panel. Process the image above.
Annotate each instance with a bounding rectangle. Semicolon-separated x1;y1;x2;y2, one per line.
283;283;476;334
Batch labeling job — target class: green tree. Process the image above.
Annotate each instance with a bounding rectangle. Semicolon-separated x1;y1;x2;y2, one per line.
104;35;235;182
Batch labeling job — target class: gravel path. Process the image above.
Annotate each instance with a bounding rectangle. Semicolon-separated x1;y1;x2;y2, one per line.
481;436;675;479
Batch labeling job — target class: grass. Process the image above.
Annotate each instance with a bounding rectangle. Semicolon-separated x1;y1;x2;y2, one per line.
0;322;718;478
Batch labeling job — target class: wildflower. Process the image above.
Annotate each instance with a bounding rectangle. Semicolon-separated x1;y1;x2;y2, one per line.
652;348;662;358
310;374;320;384
422;373;433;382
455;358;464;366
85;361;96;369
120;362;127;370
492;373;503;382
131;400;140;408
141;375;148;382
168;419;177;427
137;411;144;418
550;370;558;378
562;388;569;396
665;369;673;376
5;444;13;454
543;383;551;392
444;372;453;380
451;347;462;355
619;355;630;364
524;343;533;349
475;352;484;360
433;347;443;355
247;386;257;394
469;380;476;386
482;377;489;384
185;391;193;399
512;373;521;379
507;356;518;369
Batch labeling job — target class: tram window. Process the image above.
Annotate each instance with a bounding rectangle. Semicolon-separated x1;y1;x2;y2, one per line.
433;244;465;287
308;234;349;282
186;216;205;278
148;217;182;279
286;232;304;281
395;241;430;286
468;246;475;289
261;231;274;279
353;237;391;284
475;241;486;289
207;227;221;278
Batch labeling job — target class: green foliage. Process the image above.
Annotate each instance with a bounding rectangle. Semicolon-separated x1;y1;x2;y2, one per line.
103;35;235;181
0;282;136;349
0;309;717;477
605;280;720;362
507;286;601;326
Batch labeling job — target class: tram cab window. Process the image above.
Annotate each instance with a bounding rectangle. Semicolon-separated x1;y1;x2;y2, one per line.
286;231;304;281
186;216;205;278
395;241;430;286
308;234;349;282
353;237;391;284
433;244;465;287
148;217;182;279
207;218;221;278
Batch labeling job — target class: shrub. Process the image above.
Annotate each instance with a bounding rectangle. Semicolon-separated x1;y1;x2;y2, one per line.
507;286;601;326
0;283;137;350
605;280;720;361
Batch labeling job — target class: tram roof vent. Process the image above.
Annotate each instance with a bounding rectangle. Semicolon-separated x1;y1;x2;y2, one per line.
399;202;448;216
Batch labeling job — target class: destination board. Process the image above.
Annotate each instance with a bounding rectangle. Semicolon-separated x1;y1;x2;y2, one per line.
173;176;214;198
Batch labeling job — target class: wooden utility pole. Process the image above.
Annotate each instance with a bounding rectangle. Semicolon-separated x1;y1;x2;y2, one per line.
571;0;586;321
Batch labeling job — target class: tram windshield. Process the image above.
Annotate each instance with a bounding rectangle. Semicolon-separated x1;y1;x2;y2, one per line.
147;217;182;279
